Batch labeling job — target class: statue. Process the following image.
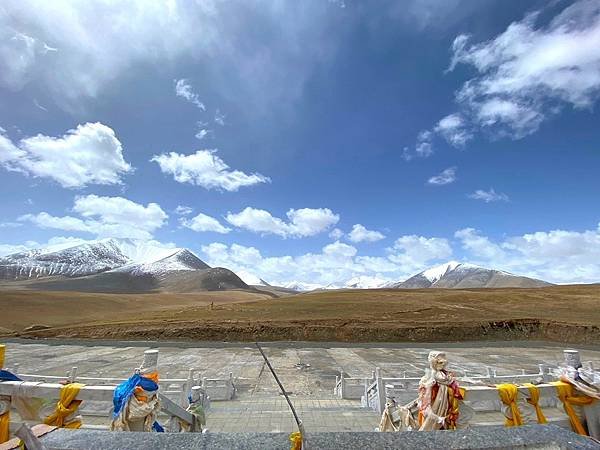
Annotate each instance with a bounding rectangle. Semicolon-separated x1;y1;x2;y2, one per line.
417;351;463;431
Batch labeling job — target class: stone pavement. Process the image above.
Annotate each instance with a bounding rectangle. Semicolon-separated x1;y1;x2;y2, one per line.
207;397;378;433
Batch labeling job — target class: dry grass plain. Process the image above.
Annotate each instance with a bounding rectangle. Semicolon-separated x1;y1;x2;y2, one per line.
1;285;599;343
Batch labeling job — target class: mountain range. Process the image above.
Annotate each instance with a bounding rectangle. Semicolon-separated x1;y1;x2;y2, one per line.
279;262;550;291
0;238;249;293
388;261;551;289
0;239;552;293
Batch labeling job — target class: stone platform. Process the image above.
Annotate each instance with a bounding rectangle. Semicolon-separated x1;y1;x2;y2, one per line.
4;339;600;433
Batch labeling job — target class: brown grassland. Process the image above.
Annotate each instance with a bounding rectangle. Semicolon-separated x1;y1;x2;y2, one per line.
1;284;599;343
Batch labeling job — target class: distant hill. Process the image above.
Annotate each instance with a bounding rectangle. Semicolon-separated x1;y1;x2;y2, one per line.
0;238;249;293
390;261;552;289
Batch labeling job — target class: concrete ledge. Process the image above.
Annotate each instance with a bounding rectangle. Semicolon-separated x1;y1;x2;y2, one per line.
39;425;598;449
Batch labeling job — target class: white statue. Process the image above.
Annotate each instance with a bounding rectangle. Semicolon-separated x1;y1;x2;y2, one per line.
417;351;464;431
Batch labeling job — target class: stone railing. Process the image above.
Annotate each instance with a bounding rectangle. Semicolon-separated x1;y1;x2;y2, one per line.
335;365;551;414
0;374;198;433
13;367;236;404
0;348;211;435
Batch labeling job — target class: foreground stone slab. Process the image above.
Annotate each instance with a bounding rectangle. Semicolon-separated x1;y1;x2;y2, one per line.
39;425;597;449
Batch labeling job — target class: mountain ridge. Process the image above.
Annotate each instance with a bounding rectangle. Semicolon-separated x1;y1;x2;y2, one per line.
390;261;551;289
0;239;249;293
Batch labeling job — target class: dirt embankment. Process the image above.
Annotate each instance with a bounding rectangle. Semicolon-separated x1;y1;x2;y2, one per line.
3;284;600;344
15;318;600;345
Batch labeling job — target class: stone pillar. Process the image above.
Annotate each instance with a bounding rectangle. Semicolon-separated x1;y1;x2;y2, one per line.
129;349;160;432
375;367;385;414
564;349;581;368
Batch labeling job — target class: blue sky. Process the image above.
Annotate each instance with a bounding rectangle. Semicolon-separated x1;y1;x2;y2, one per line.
1;0;599;285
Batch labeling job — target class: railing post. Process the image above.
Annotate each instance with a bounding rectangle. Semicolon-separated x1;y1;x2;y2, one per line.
564;349;581;368
229;372;235;399
375;367;385;414
339;370;345;399
180;368;194;408
112;348;160;432
68;366;78;383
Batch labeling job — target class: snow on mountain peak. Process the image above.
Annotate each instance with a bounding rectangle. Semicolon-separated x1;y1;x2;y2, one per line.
421;261;462;283
0;238;208;280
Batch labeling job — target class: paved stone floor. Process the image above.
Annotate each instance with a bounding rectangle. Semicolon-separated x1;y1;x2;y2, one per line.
3;339;600;432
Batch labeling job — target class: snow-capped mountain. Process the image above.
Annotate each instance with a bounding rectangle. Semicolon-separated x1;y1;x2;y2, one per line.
343;276;390;289
390;261;551;289
0;238;248;292
111;248;209;276
281;276;390;291
281;281;325;292
0;238;196;280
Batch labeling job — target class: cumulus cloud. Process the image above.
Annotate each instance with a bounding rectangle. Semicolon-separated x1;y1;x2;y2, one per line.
348;224;386;243
468;188;509;203
151;149;270;192
174;78;205;110
201;240;399;287
412;0;600;153
329;228;344;240
454;224;600;283
19;195;168;240
180;212;231;234
200;231;455;286
388;235;453;272
427;167;457;185
0;122;132;188
225;207;339;238
454;228;505;261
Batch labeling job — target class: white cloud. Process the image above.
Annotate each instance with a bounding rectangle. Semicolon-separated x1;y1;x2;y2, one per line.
200;232;454;287
19;195;168;240
225;207;339;238
452;0;600;136
0;1;346;111
174;205;193;216
195;128;211;140
412;0;600;153
181;212;231;234
388;235;453;270
427;167;457;185
0;239;44;256
151;149;270;192
0;122;132;188
348;224;386;243
415;130;433;158
201;240;399;287
433;113;472;147
454;228;505;261
329;228;344;240
174;79;205;110
454;224;600;284
468;188;509;203
0;222;22;228
214;109;225;126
